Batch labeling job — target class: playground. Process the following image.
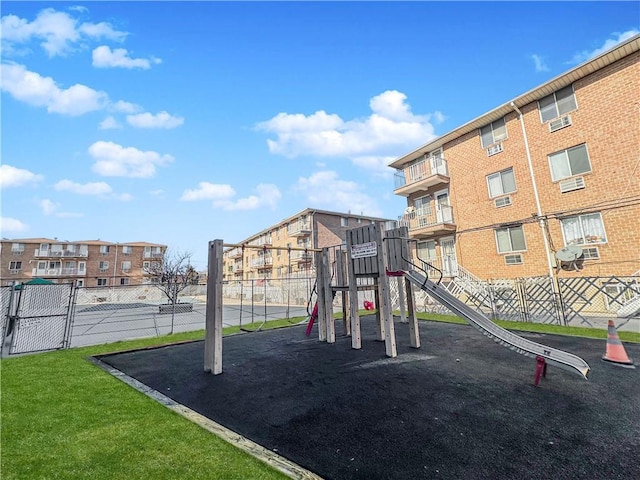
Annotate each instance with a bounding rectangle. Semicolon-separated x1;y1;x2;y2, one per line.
92;226;639;478
97;317;640;480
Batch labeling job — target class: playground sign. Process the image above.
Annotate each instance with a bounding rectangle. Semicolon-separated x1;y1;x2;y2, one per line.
351;241;377;259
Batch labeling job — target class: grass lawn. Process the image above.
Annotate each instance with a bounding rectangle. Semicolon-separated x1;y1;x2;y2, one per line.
2;312;637;480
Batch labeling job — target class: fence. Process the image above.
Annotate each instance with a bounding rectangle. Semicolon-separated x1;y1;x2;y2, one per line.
2;272;638;356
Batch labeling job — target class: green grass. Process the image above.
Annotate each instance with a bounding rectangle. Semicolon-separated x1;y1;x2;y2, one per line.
1;326;289;480
3;311;638;479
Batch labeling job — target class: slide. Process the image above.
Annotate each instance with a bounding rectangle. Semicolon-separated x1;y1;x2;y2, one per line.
405;270;590;380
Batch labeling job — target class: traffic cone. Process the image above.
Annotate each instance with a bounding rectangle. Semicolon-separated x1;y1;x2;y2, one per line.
602;320;635;368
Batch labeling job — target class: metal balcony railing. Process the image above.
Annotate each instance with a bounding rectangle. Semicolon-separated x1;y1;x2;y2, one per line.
394;157;448;190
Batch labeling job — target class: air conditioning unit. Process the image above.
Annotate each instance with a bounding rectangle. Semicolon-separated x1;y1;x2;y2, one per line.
487;143;504;156
549;114;572;132
494;196;512;208
504;254;523;265
559;176;586;193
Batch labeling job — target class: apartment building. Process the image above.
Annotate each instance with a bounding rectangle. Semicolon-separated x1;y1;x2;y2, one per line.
389;35;640;280
222;209;393;281
0;238;166;287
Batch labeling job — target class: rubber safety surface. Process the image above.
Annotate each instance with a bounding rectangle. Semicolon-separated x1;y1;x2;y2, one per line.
97;317;640;480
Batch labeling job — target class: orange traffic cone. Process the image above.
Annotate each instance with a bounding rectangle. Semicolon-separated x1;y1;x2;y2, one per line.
602;320;635;368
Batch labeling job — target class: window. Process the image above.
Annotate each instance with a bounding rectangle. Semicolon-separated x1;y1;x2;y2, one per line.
99;261;109;272
97;278;108;286
487;168;516;198
122;261;131;272
561;213;607;246
539;85;577;122
120;278;130;285
505;254;523;265
417;240;437;263
76;280;84;287
9;261;22;272
122;245;132;255
100;245;110;255
414;195;431;215
480;117;507;148
495;225;526;253
11;243;24;253
341;217;349;227
548;144;591;181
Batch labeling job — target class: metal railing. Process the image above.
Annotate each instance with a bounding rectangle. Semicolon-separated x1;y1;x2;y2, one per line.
397;205;454;231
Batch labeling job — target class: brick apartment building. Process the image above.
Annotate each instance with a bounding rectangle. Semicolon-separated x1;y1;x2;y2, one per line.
0;238;166;287
389;34;639;280
222;209;393;281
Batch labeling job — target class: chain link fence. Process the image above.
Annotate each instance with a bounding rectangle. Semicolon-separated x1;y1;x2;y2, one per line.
2;271;638;355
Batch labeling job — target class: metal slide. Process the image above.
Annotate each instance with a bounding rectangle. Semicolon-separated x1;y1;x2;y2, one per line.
404;270;590;380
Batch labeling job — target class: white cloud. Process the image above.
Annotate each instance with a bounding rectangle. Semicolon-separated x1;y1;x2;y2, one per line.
0;8;127;57
214;184;282;211
150;189;165;197
0;217;28;234
126;111;184;129
181;182;236;201
181;182;281;211
294;171;381;217
40;198;58;215
531;54;549;72
92;45;161;69
54;179;113;195
569;30;640;64
88;141;174;177
110;100;142;114
39;198;83;217
0;164;44;188
0;63;108;116
99;116;122;130
256;90;437;175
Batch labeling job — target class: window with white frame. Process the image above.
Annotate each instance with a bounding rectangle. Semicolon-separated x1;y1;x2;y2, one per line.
11;243;24;253
100;245;110;255
99;261;109;271
76;279;84;287
122;245;132;255
414;195;431;215
122;261;131;272
341;217;349;227
487;168;516;198
495;225;526;253
97;278;108;286
120;278;130;285
9;261;22;271
561;213;607;246
539;85;577;123
417;240;437;263
480;117;507;148
548;144;591;181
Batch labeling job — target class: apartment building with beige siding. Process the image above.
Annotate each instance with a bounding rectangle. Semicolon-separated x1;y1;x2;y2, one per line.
222;209;392;281
389;35;639;280
0;238;166;287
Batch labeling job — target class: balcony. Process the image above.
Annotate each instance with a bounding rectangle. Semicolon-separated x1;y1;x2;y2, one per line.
394;157;449;197
35;248;88;258
251;255;273;268
291;251;313;262
31;267;84;277
287;222;312;237
250;235;273;247
226;247;243;259
397;206;456;239
143;252;163;259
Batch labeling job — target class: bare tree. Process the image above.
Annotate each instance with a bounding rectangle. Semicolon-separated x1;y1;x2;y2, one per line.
145;249;198;306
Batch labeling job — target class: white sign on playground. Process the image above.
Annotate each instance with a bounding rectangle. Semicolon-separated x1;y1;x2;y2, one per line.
351;241;377;258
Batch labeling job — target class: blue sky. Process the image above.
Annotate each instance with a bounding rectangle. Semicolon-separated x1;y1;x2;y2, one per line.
1;1;638;268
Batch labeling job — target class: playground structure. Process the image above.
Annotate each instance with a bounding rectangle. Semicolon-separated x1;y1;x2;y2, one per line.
204;226;591;383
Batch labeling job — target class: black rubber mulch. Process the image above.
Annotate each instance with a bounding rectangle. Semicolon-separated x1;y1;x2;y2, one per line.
97;317;640;480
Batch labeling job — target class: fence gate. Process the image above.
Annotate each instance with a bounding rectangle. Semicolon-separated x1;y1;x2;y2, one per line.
1;283;76;356
488;279;522;321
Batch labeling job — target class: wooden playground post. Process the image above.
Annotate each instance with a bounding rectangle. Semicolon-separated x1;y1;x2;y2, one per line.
204;240;224;375
321;247;335;343
335;248;350;336
315;249;327;342
375;225;396;358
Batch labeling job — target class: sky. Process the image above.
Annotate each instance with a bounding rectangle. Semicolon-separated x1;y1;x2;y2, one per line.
1;1;638;269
